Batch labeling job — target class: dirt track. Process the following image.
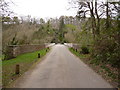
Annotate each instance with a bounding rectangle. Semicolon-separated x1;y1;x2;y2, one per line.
13;44;113;88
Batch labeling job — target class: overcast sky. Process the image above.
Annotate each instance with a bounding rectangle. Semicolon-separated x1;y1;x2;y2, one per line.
10;0;78;19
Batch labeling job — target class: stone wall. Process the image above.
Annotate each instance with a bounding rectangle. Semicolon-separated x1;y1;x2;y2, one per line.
72;44;81;50
45;43;55;48
6;44;45;60
64;43;73;47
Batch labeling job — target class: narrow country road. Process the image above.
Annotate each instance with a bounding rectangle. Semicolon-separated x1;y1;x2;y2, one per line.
13;44;113;88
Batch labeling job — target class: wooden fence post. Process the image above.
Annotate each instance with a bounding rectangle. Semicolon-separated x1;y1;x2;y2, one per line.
47;47;49;50
15;64;20;74
76;49;77;52
38;53;40;58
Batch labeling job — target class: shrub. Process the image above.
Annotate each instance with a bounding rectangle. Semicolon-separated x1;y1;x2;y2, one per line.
81;46;89;54
92;33;120;67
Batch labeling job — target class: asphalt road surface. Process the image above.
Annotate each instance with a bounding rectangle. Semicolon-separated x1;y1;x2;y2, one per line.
13;44;113;88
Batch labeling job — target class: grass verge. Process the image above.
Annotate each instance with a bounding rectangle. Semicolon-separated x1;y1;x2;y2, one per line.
2;48;49;87
69;47;118;88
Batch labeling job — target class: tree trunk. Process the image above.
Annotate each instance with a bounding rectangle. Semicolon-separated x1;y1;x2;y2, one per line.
95;1;100;36
106;1;110;29
87;2;96;39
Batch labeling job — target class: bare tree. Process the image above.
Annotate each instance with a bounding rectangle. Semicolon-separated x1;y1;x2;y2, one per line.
75;0;119;38
0;0;14;17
